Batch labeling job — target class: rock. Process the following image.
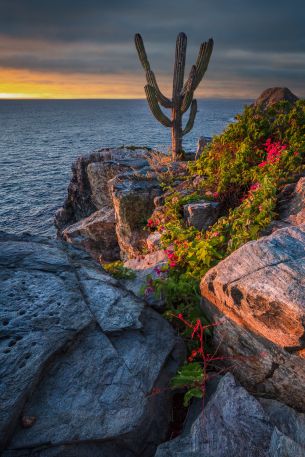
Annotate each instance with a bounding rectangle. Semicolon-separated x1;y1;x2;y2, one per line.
155;373;305;457
262;176;305;235
260;398;305;450
54;147;151;234
200;224;305;410
0;232;185;456
254;87;299;111
147;232;162;252
123;250;168;309
87;155;150;210
110;174;162;259
195;136;208;160
62;208;120;261
183;200;220;231
279;176;305;226
192;175;206;189
154;195;165;208
155;373;273;457
269;428;305;457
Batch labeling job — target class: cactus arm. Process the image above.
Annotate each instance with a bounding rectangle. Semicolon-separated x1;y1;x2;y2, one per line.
135;33;150;71
193;38;214;89
172;32;187;98
145;85;172;128
181;65;196;113
182;99;197;136
135;33;172;108
147;70;172;108
181;38;213;94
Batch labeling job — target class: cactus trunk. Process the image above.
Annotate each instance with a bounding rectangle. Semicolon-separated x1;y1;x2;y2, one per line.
171;108;183;160
135;32;213;160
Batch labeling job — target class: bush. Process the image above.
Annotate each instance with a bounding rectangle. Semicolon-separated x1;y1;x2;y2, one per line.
150;100;305;405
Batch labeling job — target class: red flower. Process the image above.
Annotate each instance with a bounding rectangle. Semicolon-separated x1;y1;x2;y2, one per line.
249;182;260;192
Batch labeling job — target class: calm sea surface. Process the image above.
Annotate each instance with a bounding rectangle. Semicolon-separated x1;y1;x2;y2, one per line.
0;99;251;236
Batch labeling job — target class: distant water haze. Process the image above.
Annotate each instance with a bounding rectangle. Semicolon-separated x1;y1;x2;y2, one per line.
0;99;251;236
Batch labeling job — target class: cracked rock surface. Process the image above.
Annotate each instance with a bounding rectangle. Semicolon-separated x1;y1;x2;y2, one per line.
0;232;185;456
155;373;305;457
200;224;305;410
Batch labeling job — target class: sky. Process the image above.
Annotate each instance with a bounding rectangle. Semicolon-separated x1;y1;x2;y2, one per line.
0;0;304;99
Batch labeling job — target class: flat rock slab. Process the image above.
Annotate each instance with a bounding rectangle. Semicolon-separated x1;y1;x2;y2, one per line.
0;232;185;456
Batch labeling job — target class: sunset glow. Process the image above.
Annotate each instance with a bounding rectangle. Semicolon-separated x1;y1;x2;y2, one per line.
0;1;304;100
0;68;149;99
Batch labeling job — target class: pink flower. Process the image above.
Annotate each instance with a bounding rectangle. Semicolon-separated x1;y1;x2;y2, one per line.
212;192;219;199
211;231;220;238
259;138;288;168
154;267;162;276
249;182;260;192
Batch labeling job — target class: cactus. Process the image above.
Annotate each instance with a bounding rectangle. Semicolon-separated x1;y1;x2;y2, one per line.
135;32;213;160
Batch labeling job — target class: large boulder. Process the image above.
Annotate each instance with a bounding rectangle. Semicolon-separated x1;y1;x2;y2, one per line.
55;147;151;233
110;173;162;259
254;87;299;110
62;208;120;261
0;232;185;456
200;223;305;410
155;373;305;457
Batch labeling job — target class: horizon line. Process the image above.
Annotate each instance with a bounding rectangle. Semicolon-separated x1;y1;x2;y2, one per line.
0;96;254;101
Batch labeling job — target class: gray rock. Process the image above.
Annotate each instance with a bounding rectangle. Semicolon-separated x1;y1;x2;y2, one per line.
110;173;162;259
54;147;151;235
269;428;305;457
0;232;185;456
260;398;305;449
147;232;162;251
201;224;305;411
254;87;298;110
123;250;168;309
155;373;305;457
155;373;273;457
62;208;120;261
195;136;209;160
87;155;149;210
183;200;220;231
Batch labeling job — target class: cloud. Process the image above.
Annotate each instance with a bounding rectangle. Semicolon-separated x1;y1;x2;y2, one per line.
0;0;304;97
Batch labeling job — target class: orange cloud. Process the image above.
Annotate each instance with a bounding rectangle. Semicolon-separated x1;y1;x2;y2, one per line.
0;66;259;99
0;67;152;99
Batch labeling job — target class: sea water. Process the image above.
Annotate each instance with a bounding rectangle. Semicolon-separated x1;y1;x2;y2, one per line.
0;99;251;236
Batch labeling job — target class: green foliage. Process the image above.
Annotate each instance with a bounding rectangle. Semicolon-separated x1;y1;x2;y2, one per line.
102;261;136;280
151;100;305;406
171;362;204;406
161;100;305;282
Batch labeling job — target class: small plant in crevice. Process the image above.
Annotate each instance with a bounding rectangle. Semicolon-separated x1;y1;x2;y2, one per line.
148;312;265;410
101;261;136;280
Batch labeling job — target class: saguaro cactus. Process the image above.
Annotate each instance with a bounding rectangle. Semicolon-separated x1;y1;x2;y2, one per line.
135;32;213;160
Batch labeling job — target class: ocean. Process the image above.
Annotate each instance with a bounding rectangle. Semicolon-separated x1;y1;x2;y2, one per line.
0;99;251;236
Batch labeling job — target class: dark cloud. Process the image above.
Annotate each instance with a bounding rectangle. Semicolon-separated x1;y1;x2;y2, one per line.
0;0;304;95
